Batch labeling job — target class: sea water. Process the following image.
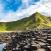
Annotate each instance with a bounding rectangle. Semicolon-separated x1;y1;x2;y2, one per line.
0;43;6;51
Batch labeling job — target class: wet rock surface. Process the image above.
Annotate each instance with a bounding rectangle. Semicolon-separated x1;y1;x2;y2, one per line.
2;29;51;51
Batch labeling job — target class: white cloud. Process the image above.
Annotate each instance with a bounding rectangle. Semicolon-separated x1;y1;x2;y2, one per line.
0;3;5;20
0;0;51;22
38;0;51;16
0;5;39;22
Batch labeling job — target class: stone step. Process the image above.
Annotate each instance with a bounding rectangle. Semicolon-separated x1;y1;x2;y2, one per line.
47;46;51;49
47;39;51;41
47;37;51;39
47;34;51;36
47;36;51;37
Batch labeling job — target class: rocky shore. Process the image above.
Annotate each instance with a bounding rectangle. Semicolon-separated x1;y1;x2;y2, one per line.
0;29;51;51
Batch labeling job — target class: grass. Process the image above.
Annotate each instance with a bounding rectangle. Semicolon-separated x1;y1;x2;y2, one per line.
0;12;51;31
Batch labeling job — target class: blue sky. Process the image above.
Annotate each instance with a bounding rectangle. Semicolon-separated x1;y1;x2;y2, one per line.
0;0;51;22
2;0;22;12
1;0;40;12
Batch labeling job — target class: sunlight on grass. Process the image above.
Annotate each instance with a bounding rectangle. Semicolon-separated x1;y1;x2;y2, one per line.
47;22;51;27
0;12;51;31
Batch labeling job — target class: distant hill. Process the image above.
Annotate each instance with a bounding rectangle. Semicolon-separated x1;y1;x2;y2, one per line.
0;12;51;31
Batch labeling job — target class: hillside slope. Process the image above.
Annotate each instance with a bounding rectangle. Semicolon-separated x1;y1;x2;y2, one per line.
0;12;51;31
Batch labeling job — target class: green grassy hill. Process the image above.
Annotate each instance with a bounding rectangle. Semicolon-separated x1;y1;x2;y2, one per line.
0;12;51;31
